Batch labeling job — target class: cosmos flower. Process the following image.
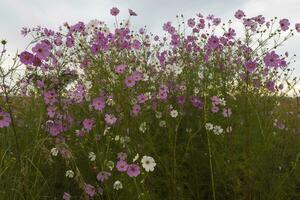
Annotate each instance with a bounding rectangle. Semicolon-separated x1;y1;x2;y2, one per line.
0;110;11;128
116;160;129;172
127;164;140;177
141;156;156;172
279;19;290;31
96;171;111;182
110;7;120;16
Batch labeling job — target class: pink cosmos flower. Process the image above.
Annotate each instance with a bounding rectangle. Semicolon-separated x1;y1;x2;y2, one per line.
279;19;290;31
295;23;300;32
116;160;129;172
131;104;141;117
66;36;74;48
19;51;34;65
129;9;137;16
63;192;71;200
177;96;186;106
84;184;95;197
124;75;136;87
0;110;11;128
83;118;94;131
264;51;280;68
211;106;219;113
110;7;120;16
104;114;117;125
137;93;147;104
43;90;57;105
234;10;245;19
244;60;257;73
115;64;126;74
127;164;140;177
92;97;106;111
32;42;51;60
187;18;196;28
97;171;111;182
266;80;276;92
48;122;63;136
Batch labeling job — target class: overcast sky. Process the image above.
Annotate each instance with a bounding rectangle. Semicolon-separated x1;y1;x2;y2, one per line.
0;0;300;77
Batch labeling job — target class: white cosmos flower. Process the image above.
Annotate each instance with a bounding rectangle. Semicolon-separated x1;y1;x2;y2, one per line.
170;110;178;118
65;170;74;178
88;152;96;161
133;153;139;162
50;147;59;156
113;180;123;190
141;156;156;172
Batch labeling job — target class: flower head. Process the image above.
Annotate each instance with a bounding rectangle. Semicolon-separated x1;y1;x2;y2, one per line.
110;7;120;16
97;171;111;182
116;160;129;172
141;156;156;172
0;110;11;128
113;180;123;190
127;164;141;177
279;19;290;31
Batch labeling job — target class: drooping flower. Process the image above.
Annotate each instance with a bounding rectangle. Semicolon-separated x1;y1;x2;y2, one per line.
63;192;71;200
96;171;111;182
129;9;137;16
110;7;120;16
222;108;232;118
116;160;129;172
113;180;123;190
279;19;290;31
84;184;95;197
141;156;156;172
0;110;11;128
127;164;141;177
296;23;300;32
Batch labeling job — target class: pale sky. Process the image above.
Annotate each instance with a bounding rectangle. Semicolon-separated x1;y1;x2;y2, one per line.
0;0;300;77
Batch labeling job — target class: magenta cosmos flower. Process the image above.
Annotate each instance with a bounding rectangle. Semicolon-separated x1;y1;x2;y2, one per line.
295;23;300;32
124;75;136;87
244;60;258;73
92;96;106;111
127;164;140;177
84;184;95;197
43;90;57;105
62;192;71;200
0;110;11;128
115;64;126;74
82;118;94;131
32;42;51;60
104;114;117;125
234;9;245;19
19;51;34;65
116;160;129;172
97;171;111;182
110;7;120;16
279;19;290;31
129;9;137;16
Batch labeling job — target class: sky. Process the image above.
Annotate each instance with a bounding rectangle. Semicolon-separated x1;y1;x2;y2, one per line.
0;0;300;77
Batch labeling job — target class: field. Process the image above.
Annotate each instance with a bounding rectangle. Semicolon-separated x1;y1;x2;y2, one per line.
1;8;300;200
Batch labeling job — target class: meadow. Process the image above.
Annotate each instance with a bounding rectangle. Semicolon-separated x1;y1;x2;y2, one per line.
1;8;300;200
